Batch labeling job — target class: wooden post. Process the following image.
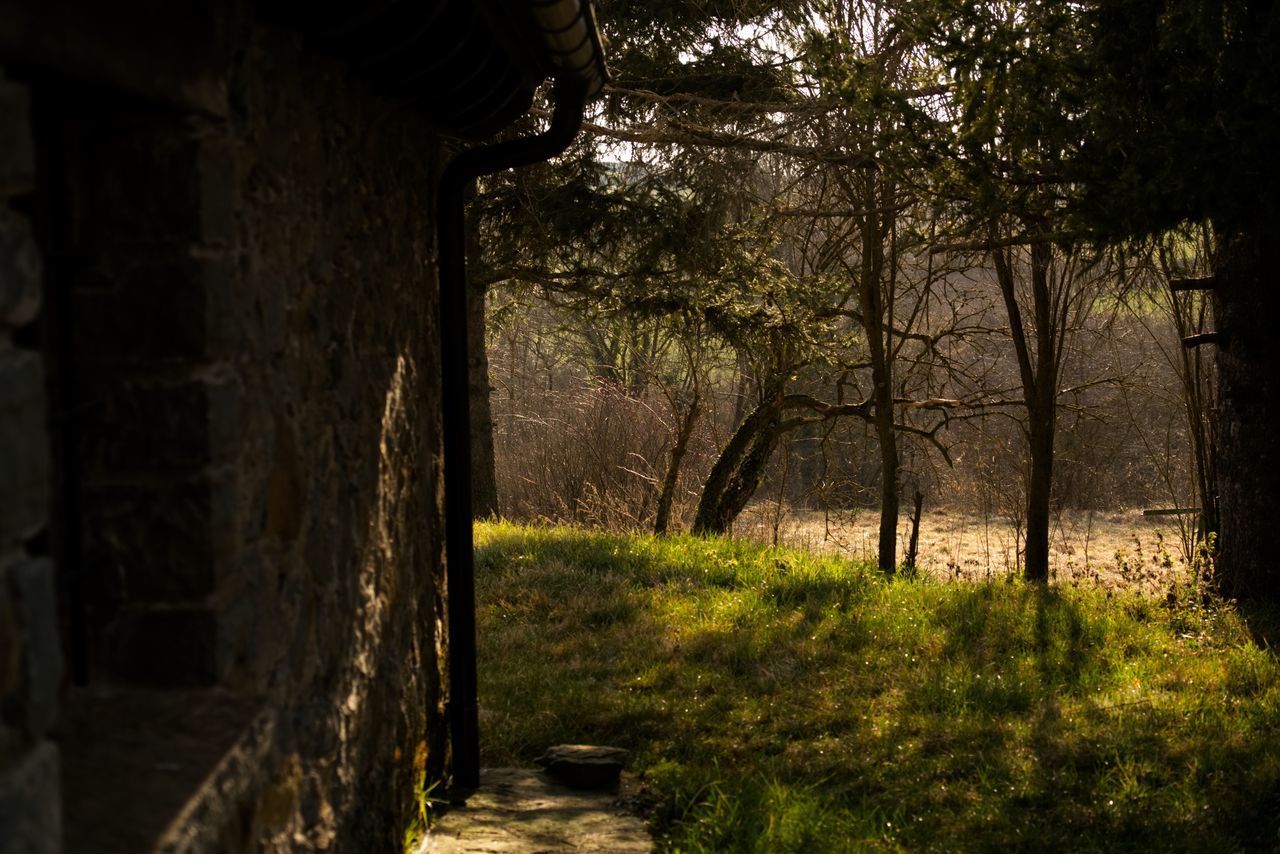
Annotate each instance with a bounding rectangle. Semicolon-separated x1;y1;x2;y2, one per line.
1169;276;1218;293
905;490;924;571
1183;332;1225;348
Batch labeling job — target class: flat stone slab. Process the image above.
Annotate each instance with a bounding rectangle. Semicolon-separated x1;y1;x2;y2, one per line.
536;744;629;790
422;768;651;853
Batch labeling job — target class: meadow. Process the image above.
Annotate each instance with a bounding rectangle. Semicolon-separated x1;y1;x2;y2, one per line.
475;522;1280;851
734;506;1195;593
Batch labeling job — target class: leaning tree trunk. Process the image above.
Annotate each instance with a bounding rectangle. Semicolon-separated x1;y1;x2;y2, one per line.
692;390;784;535
1212;224;1279;601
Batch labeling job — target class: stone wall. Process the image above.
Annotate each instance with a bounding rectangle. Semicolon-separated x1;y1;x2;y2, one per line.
214;21;449;847
0;68;62;854
1;3;449;850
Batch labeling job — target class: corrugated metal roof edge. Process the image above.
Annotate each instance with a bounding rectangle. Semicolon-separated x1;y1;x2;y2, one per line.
529;0;608;97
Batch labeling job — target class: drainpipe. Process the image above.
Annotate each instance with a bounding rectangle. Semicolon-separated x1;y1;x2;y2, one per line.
437;73;588;792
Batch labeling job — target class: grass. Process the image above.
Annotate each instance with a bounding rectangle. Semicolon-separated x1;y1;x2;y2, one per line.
474;522;1280;851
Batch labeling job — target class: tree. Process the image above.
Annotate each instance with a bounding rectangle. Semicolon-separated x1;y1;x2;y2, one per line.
1065;0;1280;600
462;0;794;519
799;0;947;572
900;0;1280;593
901;0;1118;582
681;0;972;565
470;128;751;517
988;241;1109;581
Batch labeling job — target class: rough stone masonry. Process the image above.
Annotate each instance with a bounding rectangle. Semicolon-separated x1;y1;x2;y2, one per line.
0;2;456;849
0;68;62;854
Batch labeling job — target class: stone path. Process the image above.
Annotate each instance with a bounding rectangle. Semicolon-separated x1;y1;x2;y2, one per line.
421;768;652;853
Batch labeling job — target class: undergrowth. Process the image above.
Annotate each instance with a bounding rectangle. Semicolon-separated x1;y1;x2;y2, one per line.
474;522;1280;852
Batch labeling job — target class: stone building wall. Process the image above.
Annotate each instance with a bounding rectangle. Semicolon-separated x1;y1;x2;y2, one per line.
0;68;62;854
1;3;450;850
216;22;449;847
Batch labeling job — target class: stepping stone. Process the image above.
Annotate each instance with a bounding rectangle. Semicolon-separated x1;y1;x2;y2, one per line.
535;745;629;790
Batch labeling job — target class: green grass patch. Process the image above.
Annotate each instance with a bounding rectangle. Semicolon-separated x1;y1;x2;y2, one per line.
475;522;1280;851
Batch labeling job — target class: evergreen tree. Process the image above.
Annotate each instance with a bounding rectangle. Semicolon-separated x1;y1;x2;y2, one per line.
1068;0;1280;600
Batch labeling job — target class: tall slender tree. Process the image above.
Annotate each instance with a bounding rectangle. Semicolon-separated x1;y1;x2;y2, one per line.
901;0;1112;581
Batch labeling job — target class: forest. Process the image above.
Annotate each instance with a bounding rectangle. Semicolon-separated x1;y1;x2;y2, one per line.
448;1;1280;849
468;0;1274;592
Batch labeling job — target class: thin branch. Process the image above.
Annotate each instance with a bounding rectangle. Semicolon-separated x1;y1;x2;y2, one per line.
930;232;1054;254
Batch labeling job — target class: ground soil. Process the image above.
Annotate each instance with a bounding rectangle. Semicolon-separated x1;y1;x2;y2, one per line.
735;505;1203;593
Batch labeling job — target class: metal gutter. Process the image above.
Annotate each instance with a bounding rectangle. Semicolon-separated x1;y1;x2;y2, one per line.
438;72;590;793
438;1;606;793
529;0;608;95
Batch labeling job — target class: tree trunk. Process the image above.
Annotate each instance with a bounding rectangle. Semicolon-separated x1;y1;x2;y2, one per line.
876;435;899;573
731;351;752;430
716;424;783;532
693;389;784;535
992;240;1059;584
654;392;699;534
857;172;898;574
1022;241;1058;584
1212;224;1279;600
466;220;500;519
1023;399;1055;583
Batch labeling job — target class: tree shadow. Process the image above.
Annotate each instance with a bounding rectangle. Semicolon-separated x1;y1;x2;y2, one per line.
1238;598;1280;651
475;533;1280;850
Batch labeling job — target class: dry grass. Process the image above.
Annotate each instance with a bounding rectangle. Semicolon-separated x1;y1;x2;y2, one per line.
734;505;1199;592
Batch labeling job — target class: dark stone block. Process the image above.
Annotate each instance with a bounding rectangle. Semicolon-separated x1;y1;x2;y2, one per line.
78;118;235;249
0;207;40;328
0;75;34;197
59;687;262;854
69;256;232;363
81;471;236;603
106;606;218;685
0;558;61;742
0;741;60;854
0;349;49;546
212;589;255;691
265;417;303;542
77;373;239;475
0;1;227;115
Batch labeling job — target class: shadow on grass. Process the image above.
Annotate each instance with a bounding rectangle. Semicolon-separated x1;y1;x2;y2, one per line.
1239;598;1280;651
475;526;1280;851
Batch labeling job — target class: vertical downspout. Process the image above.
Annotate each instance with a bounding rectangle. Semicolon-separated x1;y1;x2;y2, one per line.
437;74;587;792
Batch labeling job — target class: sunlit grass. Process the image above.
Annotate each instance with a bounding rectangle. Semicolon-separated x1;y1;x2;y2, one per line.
475;522;1280;851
